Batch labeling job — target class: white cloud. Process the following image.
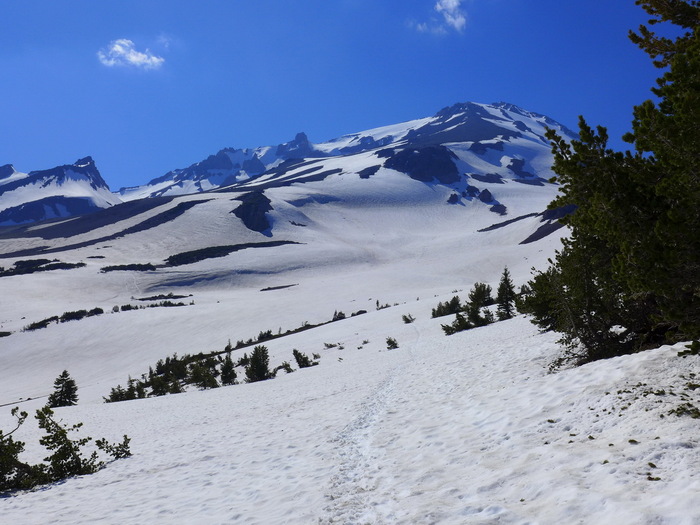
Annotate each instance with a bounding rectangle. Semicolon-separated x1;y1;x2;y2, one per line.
411;0;467;35
435;0;467;32
97;39;165;70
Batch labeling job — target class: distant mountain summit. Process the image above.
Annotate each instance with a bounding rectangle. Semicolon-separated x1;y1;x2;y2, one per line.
0;156;121;225
117;101;575;203
0;102;577;225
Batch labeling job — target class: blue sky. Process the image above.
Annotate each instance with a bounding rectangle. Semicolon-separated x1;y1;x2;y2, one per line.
1;1;664;189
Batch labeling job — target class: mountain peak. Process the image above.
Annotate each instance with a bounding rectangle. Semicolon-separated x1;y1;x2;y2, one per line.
74;156;96;168
0;164;16;180
276;131;316;159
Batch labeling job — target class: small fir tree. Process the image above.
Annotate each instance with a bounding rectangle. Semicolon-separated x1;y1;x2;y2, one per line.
496;267;517;320
245;345;272;383
47;371;78;408
220;354;237;385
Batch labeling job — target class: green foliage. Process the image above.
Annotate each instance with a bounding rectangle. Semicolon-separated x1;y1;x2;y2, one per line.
1;407;131;495
402;314;416;324
678;341;700;357
36;406;99;480
496;267;517;320
245;345;272;383
517;268;560;332
292;349;318;368
0;408;43;493
468;282;494;308
526;1;700;363
189;363;220;390
274;361;294;374
220;354;238;385
47;370;78;408
386;337;399;350
431;295;462;318
441;312;472;335
23;316;59;331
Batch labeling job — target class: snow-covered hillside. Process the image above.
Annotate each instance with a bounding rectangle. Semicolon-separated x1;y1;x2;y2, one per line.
118;101;574;202
0;101;576;226
0;102;697;524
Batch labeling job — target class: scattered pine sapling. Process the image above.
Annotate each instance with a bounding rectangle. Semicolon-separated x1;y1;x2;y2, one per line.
402;314;416;324
274;361;294;374
293;349;318;368
386;337;399;350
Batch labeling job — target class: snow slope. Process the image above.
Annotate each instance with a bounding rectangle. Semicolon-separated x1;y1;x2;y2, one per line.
0;102;697;524
1;313;697;524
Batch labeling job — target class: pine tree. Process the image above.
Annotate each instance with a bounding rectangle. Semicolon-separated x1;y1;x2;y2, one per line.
245;345;272;383
463;282;494;328
528;0;700;362
47;371;78;408
189;363;219;389
496;267;517;320
468;282;493;308
220;354;237;385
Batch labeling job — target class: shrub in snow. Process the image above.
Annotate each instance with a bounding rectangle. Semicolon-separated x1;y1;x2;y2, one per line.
293;349;318;368
386;337;399;350
441;312;472;335
0;406;131;495
274;361;294;374
402;314;416;324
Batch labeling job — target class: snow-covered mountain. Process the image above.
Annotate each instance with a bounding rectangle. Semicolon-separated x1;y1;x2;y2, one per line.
0;157;121;225
0;102;575;228
0;102;698;523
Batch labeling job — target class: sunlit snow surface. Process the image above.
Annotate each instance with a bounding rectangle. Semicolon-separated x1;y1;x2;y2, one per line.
1;315;698;524
0;156;698;523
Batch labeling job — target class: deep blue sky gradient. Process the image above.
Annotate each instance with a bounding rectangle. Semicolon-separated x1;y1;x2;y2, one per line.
0;1;669;189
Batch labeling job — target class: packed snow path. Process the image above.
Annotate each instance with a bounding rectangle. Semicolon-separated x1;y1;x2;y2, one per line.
1;316;698;524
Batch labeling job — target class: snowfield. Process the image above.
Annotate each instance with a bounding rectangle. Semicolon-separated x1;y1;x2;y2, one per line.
0;103;698;522
1;313;698;524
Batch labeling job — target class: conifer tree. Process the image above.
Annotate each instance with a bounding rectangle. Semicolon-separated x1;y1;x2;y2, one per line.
220;354;237;385
528;0;700;362
245;345;272;383
47;371;78;408
468;282;493;308
189;363;219;389
292;349;317;368
496;267;517;320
